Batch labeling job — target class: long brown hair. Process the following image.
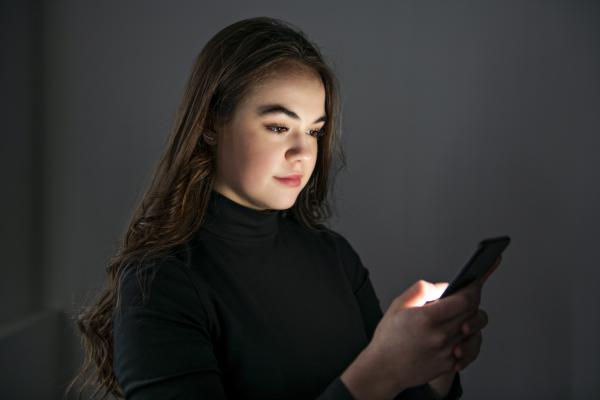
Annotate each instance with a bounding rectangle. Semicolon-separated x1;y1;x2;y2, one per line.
66;16;346;399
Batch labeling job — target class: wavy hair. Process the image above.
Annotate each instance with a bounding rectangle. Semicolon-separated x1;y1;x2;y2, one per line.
66;16;346;399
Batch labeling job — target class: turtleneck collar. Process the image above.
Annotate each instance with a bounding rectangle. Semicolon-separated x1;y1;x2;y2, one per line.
199;189;282;242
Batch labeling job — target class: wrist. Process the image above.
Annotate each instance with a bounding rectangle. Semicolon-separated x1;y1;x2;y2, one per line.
340;345;402;400
427;371;456;399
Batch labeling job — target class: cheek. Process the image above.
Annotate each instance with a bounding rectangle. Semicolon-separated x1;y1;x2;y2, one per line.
234;139;281;182
245;154;277;182
309;147;318;169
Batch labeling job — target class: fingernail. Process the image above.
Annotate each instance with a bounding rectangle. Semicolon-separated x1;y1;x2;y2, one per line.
462;323;470;335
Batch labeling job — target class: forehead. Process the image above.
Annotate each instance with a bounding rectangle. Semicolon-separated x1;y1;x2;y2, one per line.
238;67;326;114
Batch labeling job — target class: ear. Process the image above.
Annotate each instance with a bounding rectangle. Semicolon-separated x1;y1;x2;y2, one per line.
202;130;217;146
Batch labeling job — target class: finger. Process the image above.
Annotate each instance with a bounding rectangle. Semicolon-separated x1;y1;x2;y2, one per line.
437;306;487;348
395;280;441;308
458;280;483;312
457;332;482;371
423;293;469;323
432;282;449;299
461;309;489;336
480;256;502;284
422;282;450;304
426;281;481;324
454;331;483;370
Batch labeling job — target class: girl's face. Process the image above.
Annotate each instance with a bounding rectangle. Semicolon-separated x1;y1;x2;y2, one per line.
212;68;326;211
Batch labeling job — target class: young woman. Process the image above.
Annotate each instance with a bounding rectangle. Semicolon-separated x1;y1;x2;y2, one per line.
68;16;490;400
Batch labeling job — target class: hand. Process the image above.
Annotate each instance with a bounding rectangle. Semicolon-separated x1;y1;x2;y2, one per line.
453;255;500;371
427;256;501;396
426;309;489;397
363;278;481;395
453;308;488;370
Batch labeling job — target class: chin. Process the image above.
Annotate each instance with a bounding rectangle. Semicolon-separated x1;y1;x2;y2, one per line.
265;192;300;211
268;198;296;211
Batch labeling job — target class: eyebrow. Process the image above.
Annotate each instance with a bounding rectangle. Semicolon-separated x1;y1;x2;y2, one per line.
256;103;327;124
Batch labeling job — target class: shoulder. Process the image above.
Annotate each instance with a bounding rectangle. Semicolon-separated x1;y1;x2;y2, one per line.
116;252;205;321
281;217;371;292
311;223;360;261
313;224;371;294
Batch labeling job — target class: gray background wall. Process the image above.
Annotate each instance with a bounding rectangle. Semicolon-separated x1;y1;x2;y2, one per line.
1;0;598;399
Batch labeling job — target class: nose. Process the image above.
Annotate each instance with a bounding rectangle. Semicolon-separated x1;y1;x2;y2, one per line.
286;131;315;162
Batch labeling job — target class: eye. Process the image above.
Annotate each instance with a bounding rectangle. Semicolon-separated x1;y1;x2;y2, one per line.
267;125;288;135
311;128;325;139
266;125;325;139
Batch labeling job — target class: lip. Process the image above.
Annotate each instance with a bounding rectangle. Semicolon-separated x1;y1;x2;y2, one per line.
276;173;302;179
275;176;302;187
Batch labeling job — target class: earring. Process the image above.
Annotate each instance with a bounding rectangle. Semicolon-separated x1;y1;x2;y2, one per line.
203;130;217;145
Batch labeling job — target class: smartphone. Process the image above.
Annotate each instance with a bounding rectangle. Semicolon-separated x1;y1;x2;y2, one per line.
438;235;511;299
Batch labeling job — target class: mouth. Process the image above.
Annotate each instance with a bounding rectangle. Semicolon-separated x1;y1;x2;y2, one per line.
274;175;302;187
276;173;302;179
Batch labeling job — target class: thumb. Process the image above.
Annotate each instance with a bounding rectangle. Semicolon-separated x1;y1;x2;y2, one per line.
429;282;449;301
396;280;448;308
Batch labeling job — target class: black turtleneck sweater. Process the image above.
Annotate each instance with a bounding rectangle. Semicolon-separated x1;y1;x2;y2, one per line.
112;189;463;399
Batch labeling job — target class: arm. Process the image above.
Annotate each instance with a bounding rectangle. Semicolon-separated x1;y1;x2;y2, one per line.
428;372;457;398
112;257;228;399
401;373;462;400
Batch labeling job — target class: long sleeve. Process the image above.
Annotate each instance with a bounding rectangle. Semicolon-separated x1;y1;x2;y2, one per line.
337;236;463;400
112;257;228;399
400;374;463;400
